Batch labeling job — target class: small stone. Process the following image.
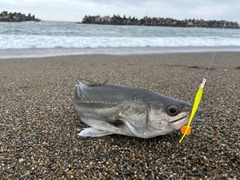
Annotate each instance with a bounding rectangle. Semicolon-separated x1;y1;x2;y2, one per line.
19;158;25;163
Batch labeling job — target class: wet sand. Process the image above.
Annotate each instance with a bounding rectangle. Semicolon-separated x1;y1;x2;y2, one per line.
0;52;239;179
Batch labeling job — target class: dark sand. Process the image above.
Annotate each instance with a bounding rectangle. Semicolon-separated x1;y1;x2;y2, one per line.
0;52;239;179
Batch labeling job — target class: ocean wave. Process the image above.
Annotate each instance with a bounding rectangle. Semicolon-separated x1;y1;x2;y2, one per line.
1;35;240;49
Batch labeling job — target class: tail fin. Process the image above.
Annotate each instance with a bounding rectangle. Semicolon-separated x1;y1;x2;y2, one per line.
76;80;88;99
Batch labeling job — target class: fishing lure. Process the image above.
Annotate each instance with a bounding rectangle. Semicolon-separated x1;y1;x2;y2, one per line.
179;78;206;143
179;21;226;143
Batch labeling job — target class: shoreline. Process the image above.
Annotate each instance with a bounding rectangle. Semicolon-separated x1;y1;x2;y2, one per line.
0;52;239;179
1;46;240;59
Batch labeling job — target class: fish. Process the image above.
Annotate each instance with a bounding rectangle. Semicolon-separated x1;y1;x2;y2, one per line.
74;79;203;138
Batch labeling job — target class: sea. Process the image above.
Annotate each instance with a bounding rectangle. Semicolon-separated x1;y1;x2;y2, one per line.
0;21;240;59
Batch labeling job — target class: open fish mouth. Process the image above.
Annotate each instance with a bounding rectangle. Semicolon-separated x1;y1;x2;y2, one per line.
170;114;189;123
169;114;190;130
169;108;203;130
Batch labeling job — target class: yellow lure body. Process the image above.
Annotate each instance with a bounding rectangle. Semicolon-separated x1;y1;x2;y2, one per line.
179;78;206;143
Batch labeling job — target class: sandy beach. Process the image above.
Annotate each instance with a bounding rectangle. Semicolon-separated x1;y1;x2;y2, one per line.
0;52;239;179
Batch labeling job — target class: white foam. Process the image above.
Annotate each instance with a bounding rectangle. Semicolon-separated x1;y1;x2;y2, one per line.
1;35;240;49
1;22;240;58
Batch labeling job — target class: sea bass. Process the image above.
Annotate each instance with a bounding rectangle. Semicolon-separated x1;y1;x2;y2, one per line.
74;79;202;138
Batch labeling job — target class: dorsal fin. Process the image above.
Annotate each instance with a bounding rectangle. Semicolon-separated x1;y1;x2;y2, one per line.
80;78;108;87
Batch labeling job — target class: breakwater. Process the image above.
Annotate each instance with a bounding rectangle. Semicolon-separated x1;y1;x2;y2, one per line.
81;15;239;28
0;11;41;22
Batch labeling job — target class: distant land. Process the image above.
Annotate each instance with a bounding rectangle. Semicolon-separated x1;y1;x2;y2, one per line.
1;11;239;29
0;11;41;22
80;15;240;29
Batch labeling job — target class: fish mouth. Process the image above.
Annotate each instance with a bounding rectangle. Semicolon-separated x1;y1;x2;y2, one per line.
169;108;203;130
169;113;189;130
170;114;189;123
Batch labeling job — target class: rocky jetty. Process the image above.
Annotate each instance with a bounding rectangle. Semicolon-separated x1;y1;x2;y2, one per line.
0;11;41;22
81;15;240;29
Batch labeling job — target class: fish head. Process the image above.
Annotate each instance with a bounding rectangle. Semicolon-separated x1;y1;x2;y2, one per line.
166;101;203;130
148;97;203;135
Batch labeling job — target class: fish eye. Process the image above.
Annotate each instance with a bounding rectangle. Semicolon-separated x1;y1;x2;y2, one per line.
167;105;179;116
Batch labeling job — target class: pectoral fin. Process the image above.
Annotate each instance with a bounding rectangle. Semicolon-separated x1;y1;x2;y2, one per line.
78;128;113;137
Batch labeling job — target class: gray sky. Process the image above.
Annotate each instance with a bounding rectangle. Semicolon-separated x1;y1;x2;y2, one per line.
1;0;239;22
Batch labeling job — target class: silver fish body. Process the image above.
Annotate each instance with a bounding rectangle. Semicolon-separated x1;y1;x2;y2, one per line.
74;80;202;138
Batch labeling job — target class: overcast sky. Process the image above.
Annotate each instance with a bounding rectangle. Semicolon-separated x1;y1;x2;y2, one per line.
1;0;240;22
